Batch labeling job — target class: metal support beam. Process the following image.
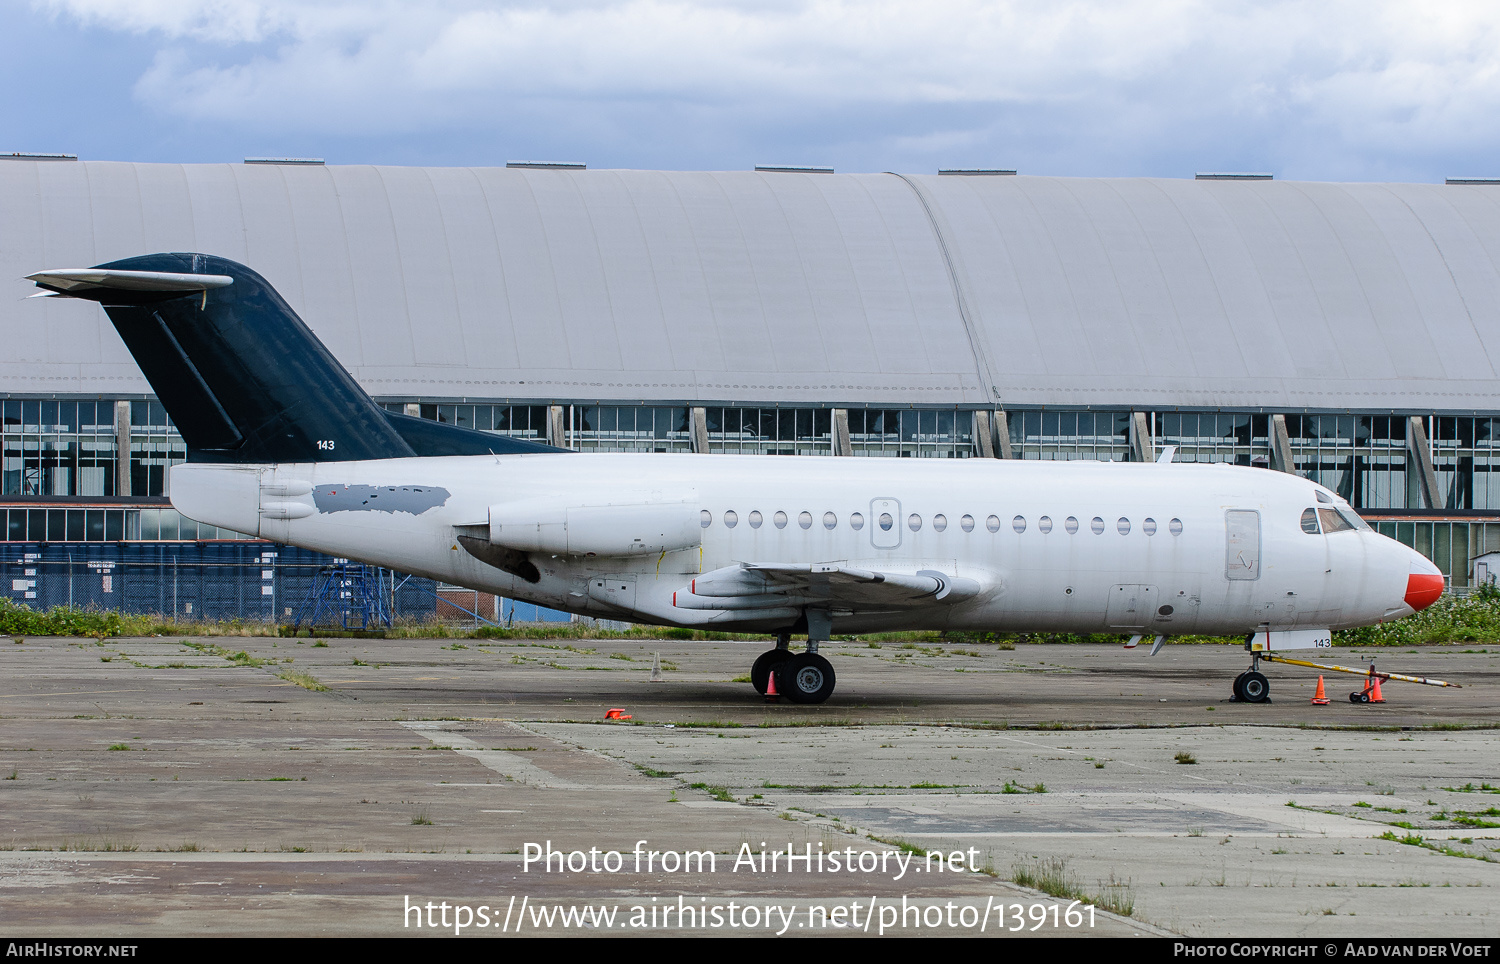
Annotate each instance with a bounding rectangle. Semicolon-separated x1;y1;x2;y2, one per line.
547;405;567;449
1130;412;1154;463
831;408;852;456
1408;415;1443;509
689;406;710;453
972;410;995;458
994;410;1014;459
1270;414;1296;473
114;400;131;497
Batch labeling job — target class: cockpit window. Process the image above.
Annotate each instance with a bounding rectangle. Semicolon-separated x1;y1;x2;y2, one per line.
1338;506;1371;531
1317;507;1354;533
1300;508;1320;534
1315;489;1334;504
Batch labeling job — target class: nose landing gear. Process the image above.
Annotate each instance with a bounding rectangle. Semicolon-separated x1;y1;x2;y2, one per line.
1231;655;1272;703
1233;670;1270;703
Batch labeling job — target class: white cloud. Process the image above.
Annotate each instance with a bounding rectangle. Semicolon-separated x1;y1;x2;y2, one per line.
32;0;1500;172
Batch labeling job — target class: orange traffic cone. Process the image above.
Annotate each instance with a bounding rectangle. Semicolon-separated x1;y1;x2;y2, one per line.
765;668;780;701
1368;674;1386;703
1311;676;1330;705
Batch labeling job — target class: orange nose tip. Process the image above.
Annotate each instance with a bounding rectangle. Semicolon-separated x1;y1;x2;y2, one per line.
1405;572;1444;612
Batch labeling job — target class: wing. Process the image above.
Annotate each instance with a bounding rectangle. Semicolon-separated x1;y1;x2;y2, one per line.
671;562;983;613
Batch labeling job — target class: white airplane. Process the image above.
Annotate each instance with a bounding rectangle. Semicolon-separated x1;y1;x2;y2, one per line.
28;255;1445;705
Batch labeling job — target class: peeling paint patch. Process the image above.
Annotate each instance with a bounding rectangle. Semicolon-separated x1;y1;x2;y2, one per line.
313;484;450;515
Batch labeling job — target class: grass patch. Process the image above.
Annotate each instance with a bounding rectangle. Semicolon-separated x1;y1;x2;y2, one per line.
1378;831;1494;862
1001;780;1047;794
1013;857;1134;917
1442;783;1500;794
689;783;735;802
1174;751;1198;765
276;669;327;692
411;810;433;826
1337;588;1500;646
867;835;929;858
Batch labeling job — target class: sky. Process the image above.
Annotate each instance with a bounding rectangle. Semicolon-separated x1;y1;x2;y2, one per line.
5;0;1500;181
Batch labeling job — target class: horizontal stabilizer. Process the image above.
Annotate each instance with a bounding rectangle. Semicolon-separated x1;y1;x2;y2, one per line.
27;268;233;295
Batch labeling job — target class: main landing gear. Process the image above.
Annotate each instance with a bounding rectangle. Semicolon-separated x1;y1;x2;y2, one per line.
1231;654;1271;703
750;630;837;705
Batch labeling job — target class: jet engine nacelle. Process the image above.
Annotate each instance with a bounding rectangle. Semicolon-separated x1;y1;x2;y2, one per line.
488;500;700;557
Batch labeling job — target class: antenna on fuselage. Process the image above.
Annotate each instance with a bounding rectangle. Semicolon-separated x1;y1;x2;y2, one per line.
1155;445;1177;464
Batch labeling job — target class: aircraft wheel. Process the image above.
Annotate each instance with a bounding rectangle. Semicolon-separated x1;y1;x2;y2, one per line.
775;653;836;705
1231;672;1248;702
1239;672;1270;704
750;649;792;695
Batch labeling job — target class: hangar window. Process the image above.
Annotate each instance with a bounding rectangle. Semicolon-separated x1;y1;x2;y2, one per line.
1010;410;1130;462
908;513;923;531
1169;518;1184;535
850;512;865;530
986;515;1001;533
799;511;813;530
848;408;975;458
1039;515;1053;533
749;510;763;529
724;510;738;528
1012;515;1026;533
823;511;837;530
933;514;948;532
960;514;975;532
774;510;788;529
1065;516;1079;534
1143;517;1157;535
1091;517;1105;535
3;400;123;498
705;407;832;456
564;405;691;453
1301;508;1320;534
1117;517;1131;535
879;512;894;531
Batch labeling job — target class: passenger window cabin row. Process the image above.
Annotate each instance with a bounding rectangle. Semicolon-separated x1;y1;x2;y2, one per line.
700;509;1185;535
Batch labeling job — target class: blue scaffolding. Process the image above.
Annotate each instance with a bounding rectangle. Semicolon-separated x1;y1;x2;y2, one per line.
292;559;392;631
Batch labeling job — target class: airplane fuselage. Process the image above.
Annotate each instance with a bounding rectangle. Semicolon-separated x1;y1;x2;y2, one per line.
170;453;1435;638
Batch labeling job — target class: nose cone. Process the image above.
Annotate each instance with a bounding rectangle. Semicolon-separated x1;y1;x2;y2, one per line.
1404;552;1444;612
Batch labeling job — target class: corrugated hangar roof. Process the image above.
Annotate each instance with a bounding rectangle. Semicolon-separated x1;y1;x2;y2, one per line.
3;160;1500;412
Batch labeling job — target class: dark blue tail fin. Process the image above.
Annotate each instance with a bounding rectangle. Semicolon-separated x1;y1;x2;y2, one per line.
29;253;562;463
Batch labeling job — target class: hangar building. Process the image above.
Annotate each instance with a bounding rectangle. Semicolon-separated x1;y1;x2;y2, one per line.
3;156;1499;619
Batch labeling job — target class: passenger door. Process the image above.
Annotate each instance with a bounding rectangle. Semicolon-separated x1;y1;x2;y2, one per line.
1225;509;1261;581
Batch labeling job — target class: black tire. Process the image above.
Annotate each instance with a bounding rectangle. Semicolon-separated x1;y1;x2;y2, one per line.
750;649;792;695
1231;672;1248;702
1240;671;1270;704
1351;691;1370;704
775;653;837;705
